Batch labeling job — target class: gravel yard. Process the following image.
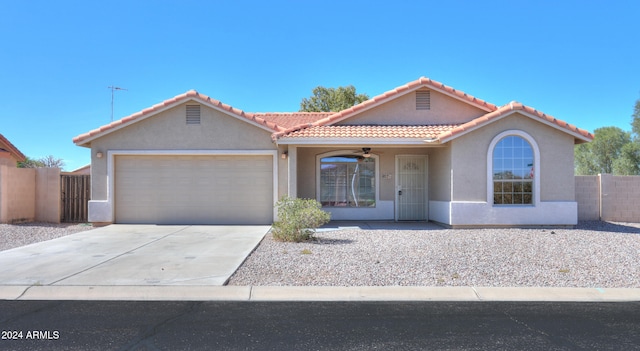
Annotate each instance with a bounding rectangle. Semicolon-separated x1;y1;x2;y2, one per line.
0;222;93;251
228;221;640;288
2;221;639;288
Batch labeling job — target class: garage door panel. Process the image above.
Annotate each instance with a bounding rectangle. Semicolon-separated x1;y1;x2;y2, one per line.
115;155;273;224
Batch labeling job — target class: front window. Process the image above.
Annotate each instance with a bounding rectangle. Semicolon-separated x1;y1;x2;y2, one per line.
493;135;534;205
320;156;375;207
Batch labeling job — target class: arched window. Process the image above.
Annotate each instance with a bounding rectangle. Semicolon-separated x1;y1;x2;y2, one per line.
489;131;539;205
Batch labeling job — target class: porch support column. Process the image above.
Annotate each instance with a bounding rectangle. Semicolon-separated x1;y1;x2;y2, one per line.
288;146;297;198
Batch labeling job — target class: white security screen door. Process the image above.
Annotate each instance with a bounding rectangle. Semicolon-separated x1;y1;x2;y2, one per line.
396;155;428;221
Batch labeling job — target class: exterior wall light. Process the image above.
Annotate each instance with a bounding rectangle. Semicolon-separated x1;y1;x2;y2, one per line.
281;151;288;159
96;151;104;159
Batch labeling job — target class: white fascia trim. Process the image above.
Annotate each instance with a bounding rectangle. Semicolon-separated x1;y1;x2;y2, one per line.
277;137;428;145
103;149;279;223
486;130;541;206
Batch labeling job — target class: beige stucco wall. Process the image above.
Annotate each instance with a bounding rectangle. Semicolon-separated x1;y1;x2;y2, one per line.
337;89;487;126
295;146;443;202
429;144;452;201
0;153;18;167
0;166;35;223
0;166;61;223
89;102;277;201
450;113;577;202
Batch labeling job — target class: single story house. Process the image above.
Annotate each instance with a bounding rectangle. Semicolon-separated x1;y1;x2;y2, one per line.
73;77;593;227
0;133;26;167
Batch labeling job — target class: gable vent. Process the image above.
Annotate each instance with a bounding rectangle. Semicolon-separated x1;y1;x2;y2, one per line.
186;105;201;125
416;90;431;110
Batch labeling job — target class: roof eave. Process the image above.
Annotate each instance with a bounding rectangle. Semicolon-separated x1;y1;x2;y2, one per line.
0;134;26;162
276;137;440;145
74;94;282;146
437;109;594;144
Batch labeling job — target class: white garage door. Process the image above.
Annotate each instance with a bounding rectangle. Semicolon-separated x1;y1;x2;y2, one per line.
115;155;273;224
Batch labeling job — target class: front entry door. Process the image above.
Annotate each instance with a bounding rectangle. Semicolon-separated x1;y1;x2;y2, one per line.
396;155;428;221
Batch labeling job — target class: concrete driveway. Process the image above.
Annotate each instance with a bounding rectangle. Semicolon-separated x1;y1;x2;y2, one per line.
0;225;269;286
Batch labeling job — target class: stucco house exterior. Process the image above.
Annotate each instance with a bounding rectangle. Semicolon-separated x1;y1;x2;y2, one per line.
73;77;593;227
0;133;26;167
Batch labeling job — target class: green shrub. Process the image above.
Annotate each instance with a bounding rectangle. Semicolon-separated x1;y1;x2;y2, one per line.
272;196;331;242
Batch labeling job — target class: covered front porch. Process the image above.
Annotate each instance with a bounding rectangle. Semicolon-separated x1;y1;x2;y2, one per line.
282;145;450;222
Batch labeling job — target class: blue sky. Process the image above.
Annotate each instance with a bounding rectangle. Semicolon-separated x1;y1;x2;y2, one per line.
2;0;639;171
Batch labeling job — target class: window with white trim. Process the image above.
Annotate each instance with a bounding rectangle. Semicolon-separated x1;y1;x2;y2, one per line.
492;135;534;205
320;155;376;207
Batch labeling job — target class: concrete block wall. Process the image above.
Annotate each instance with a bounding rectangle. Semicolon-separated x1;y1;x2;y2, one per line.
576;174;640;223
575;176;600;220
602;174;640;222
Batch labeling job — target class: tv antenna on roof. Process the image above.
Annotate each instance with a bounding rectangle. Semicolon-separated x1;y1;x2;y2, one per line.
108;86;128;121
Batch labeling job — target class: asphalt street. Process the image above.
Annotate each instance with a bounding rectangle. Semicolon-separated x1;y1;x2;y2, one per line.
1;301;639;350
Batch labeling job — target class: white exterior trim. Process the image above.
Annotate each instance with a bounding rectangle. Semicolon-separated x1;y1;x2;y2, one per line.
428;201;451;224
428;201;578;226
487;130;541;206
449;201;577;226
88;149;278;223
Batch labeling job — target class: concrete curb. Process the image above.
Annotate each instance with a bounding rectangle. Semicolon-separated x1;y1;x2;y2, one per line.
1;286;639;302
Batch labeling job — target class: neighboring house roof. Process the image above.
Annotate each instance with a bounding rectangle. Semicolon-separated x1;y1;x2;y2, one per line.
68;164;91;175
0;133;26;162
73;77;594;146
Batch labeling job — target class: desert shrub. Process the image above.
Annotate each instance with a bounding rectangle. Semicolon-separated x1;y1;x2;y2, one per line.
271;196;331;242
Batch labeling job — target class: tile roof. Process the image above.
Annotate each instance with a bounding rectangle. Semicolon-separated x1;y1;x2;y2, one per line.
437;101;594;143
0;133;26;162
282;125;460;139
73;77;593;146
272;76;499;140
274;77;593;144
252;112;332;129
73;90;288;145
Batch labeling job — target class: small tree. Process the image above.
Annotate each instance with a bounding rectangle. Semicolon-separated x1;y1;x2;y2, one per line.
271;196;331;242
18;155;65;169
299;85;369;112
17;156;45;168
575;126;630;175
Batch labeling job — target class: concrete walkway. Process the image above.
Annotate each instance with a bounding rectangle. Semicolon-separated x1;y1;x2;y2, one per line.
0;225;269;287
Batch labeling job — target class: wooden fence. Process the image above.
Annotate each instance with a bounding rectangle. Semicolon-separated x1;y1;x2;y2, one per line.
60;174;90;222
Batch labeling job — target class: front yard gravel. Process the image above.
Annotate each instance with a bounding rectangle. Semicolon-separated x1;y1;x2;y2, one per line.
228;221;640;288
0;222;93;251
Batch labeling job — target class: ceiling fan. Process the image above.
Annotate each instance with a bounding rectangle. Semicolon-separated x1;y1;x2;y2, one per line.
350;147;383;158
